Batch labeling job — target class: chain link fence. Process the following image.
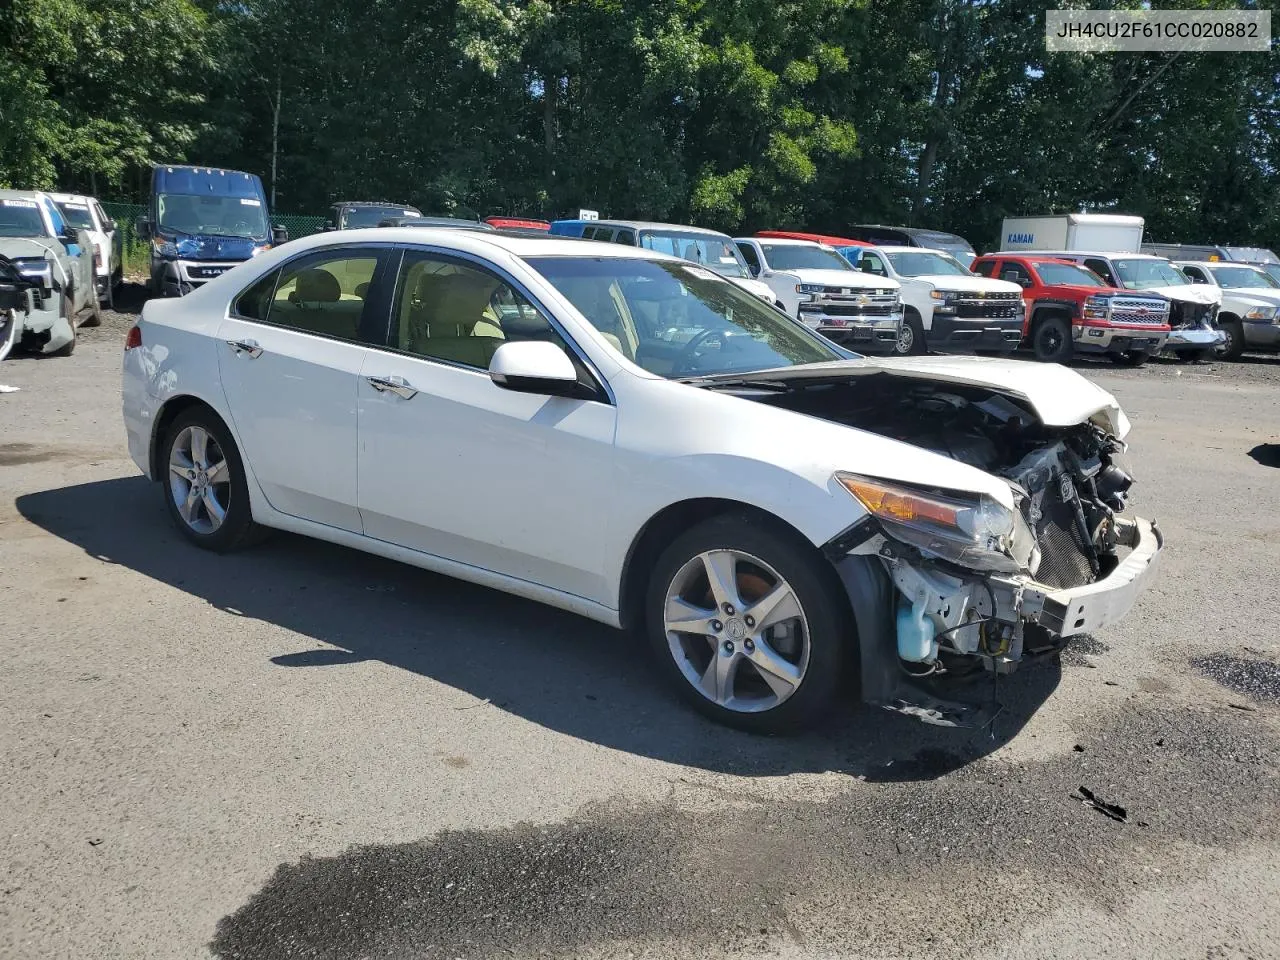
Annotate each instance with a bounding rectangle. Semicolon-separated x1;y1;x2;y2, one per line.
100;201;327;277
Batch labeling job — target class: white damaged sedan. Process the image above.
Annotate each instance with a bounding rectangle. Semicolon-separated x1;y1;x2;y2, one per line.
122;228;1163;732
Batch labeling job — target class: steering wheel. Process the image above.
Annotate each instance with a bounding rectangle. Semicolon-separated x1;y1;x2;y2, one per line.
672;327;743;376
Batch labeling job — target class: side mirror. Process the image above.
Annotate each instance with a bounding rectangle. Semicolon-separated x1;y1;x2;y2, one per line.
104;219;117;233
321;219;336;232
59;226;78;245
272;224;289;245
489;341;581;398
135;216;152;240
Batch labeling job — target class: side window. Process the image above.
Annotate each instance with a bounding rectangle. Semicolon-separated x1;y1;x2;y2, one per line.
264;251;381;341
1182;266;1207;283
860;252;887;276
390;253;580;369
737;242;761;275
234;269;279;321
1083;258;1115;285
585;226;613;241
612;230;636;246
971;258;997;278
1000;262;1032;286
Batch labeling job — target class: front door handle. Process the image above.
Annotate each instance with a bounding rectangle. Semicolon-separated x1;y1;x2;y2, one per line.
365;374;418;400
226;338;263;358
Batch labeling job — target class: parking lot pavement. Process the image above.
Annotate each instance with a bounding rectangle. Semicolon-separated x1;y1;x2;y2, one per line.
2;300;1279;960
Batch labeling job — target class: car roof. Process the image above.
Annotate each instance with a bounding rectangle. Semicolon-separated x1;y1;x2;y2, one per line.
744;237;829;248
285;227;668;261
48;192;94;204
979;253;1077;264
0;189;46;200
1177;259;1263;270
589;219;730;237
335;200;416;208
1014;250;1164;260
868;245;948;254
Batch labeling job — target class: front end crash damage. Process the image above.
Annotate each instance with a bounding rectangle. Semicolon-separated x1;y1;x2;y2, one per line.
749;366;1164;726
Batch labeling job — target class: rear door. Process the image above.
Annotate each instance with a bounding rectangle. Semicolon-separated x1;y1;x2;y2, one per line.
216;244;394;531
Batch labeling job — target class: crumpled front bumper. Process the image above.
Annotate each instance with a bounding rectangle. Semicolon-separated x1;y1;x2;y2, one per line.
1000;516;1163;637
1165;327;1224;350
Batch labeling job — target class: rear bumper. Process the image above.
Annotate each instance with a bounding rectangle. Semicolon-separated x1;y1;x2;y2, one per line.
1072;325;1168;355
928;315;1024;352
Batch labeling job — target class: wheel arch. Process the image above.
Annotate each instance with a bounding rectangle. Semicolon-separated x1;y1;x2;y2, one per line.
1217;310;1241;324
149;394;235;480
616;497;849;633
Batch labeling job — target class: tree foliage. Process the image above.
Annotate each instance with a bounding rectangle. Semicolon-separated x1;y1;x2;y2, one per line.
3;0;1277;250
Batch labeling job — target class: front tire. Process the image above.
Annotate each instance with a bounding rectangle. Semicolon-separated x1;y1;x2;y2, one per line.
161;409;263;551
895;311;926;355
645;514;849;734
1031;315;1072;363
1215;317;1245;361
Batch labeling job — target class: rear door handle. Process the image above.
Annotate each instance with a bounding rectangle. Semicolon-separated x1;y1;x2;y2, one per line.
226;338;263;358
365;374;418;400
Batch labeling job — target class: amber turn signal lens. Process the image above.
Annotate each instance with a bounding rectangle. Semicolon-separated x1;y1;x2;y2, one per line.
838;476;960;528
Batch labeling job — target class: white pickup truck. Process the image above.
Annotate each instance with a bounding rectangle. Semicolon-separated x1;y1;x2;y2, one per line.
1176;260;1280;360
733;237;902;352
51;193;122;307
846;245;1024;354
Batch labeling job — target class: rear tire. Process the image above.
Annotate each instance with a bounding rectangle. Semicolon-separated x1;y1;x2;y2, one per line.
161;408;265;552
1031;315;1072;363
645;513;850;734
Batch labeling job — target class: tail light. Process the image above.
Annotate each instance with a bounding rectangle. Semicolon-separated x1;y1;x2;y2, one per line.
124;324;142;350
94;248;103;270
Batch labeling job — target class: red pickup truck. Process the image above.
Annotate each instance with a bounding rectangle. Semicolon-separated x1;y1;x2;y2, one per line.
972;254;1172;365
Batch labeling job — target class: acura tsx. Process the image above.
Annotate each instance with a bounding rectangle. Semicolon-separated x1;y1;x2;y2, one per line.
122;228;1162;732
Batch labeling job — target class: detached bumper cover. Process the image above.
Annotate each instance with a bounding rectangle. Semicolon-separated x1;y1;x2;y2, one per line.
1017;517;1163;637
1165;327;1224;349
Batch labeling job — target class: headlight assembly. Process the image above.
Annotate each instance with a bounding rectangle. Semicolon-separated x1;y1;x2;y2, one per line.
796;283;824;295
837;473;1023;572
153;238;179;258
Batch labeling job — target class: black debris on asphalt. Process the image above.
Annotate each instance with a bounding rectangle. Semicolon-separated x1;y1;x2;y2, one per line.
1059;634;1110;666
1192;653;1280;705
1074;786;1128;823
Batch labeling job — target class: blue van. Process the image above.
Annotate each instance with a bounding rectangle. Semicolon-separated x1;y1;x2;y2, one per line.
138;165;287;296
549;219;592;237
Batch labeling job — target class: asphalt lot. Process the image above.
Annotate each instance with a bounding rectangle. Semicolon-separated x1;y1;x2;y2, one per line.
2;290;1279;960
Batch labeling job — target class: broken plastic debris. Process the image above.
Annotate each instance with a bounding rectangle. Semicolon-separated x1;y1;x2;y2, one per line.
0;385;19;393
1074;786;1127;823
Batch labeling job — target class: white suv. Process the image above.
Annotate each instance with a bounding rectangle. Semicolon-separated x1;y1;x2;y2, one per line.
1177;260;1280;360
849;246;1023;354
734;237;901;352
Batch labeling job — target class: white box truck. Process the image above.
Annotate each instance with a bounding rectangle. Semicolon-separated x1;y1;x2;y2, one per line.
1000;214;1145;254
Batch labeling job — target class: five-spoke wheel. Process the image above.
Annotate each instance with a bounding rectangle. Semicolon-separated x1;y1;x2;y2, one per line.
647;514;848;733
161;408;262;551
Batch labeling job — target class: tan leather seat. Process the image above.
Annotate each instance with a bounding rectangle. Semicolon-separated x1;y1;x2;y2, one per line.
406;271;505;368
277;267;362;339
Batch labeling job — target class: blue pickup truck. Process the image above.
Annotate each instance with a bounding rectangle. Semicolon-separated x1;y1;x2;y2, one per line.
137;166;288;297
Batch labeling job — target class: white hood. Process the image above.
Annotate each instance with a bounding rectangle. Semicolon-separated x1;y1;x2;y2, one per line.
742;355;1130;438
914;275;1022;294
1152;284;1221;306
772;268;897;291
728;277;775;302
1223;288;1280;309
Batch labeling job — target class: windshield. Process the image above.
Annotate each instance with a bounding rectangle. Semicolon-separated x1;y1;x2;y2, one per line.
760;243;853;272
885;251;971;277
1210;265;1280;289
342;206;419;228
0;199;49;237
56;202;95;230
158;193;268;239
1260;264;1280;285
526;256;843;378
1035;261;1106;287
1113;258;1189;289
1222;247;1279;264
639;232;750;279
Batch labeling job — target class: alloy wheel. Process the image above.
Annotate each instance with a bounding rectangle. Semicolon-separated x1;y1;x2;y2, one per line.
896;323;914;354
663;549;810;713
168;425;231;534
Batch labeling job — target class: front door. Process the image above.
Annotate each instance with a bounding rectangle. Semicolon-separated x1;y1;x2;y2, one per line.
356;249;618;604
216;245;392;532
